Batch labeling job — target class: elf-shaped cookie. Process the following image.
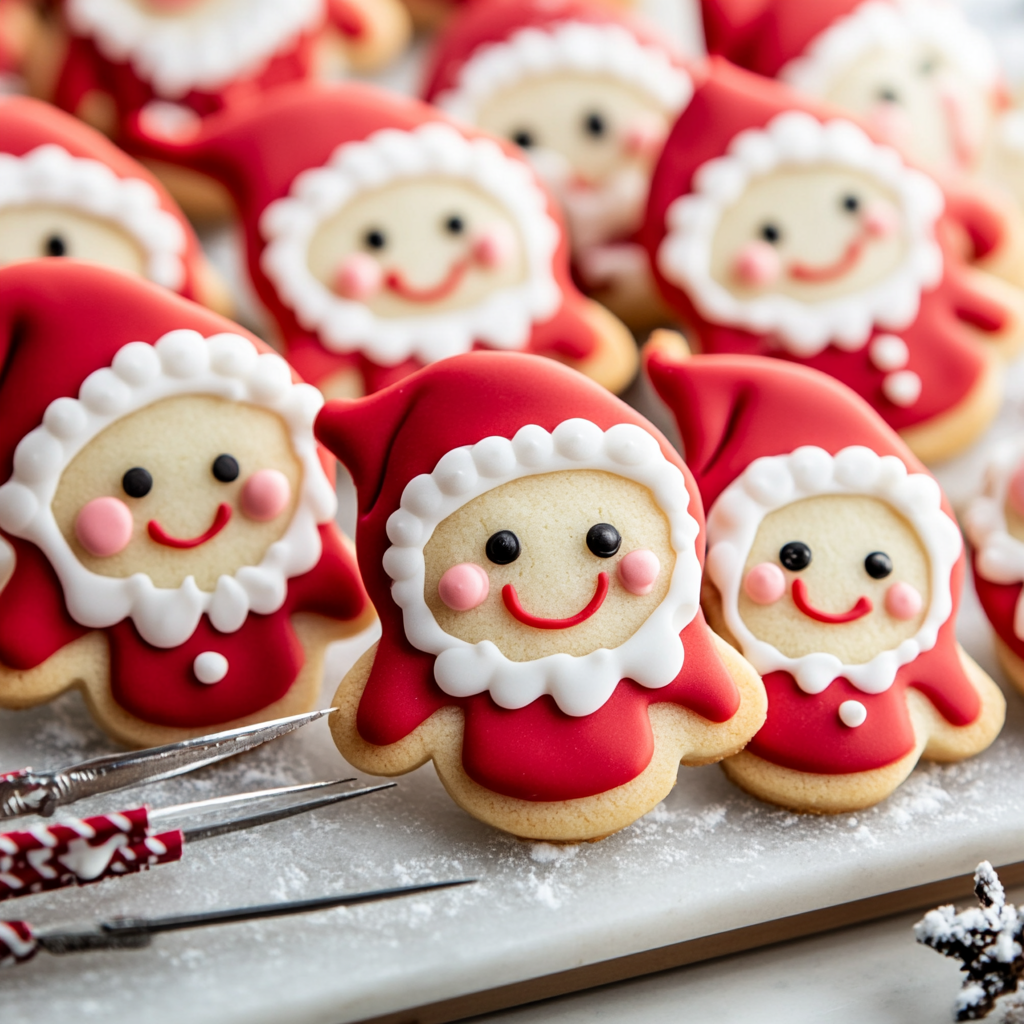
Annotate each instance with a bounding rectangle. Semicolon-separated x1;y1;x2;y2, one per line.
700;0;1024;292
966;441;1024;697
316;351;766;842
0;261;374;747
0;95;229;314
646;340;1004;813
39;0;411;220
141;81;638;398
424;0;691;329
643;61;1024;464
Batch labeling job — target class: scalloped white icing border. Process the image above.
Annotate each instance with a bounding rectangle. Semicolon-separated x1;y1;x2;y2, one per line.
259;122;563;367
780;0;998;98
65;0;324;100
0;330;337;649
706;445;961;695
656;111;945;356
965;437;1024;641
0;145;188;291
434;21;692;124
382;418;702;717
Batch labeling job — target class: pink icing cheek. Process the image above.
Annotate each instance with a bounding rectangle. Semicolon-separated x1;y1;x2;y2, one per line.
867;103;912;145
733;241;781;287
1008;462;1024;518
471;223;517;269
743;563;786;605
623;118;667;159
618;549;660;596
334;252;383;300
241;469;291;522
438;563;490;612
74;497;134;557
863;201;899;238
885;581;923;621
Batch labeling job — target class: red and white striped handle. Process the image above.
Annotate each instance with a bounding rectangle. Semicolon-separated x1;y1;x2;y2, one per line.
0;921;36;967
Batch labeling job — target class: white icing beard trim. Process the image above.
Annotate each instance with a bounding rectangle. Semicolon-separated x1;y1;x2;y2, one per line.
435;21;692;125
657;111;945;357
706;445;961;696
65;0;324;100
0;331;336;649
966;437;1024;641
780;0;999;98
382;419;701;717
260;122;563;368
0;145;188;291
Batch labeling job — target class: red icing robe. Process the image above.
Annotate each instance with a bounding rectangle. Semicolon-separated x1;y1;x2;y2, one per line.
356;611;741;802
972;555;1024;662
0;526;368;728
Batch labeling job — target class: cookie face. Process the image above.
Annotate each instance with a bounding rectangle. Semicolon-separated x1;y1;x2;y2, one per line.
423;469;674;660
51;395;301;591
0;206;146;276
709;167;907;304
737;494;929;664
306;178;527;318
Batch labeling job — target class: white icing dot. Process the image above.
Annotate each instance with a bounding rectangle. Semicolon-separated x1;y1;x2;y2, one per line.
433;449;478;497
512;424;554;467
882;370;922;408
869;334;909;372
386;509;422;548
553;419;603;461
789;446;833;492
472;436;516;478
193;652;229;685
744;457;794;506
208;333;258;377
12;432;64;484
382;546;420;582
42;398;87;440
111;342;160;385
838;700;867;728
156;330;208;378
833;446;879;489
79;369;131;415
401;475;442;518
605;423;659;466
249;354;293;402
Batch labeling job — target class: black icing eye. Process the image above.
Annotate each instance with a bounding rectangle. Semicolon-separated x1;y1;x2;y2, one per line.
586;523;621;558
363;228;387;251
841;194;860;213
212;454;239;483
122;467;153;499
486;530;521;565
760;222;782;244
864;551;893;579
444;214;465;235
583;111;606;138
779;541;812;571
44;234;67;257
877;86;900;103
511;129;535;148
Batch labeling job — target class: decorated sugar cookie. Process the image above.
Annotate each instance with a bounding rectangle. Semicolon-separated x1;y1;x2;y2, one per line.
966;442;1024;697
0;95;229;314
0;261;374;747
144;81;637;397
316;351;767;842
643;61;1024;464
645;338;1004;813
40;0;411;220
424;0;692;328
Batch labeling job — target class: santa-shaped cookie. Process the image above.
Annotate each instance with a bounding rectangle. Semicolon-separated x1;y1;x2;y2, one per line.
645;337;1004;813
40;0;411;220
141;81;638;398
424;0;692;329
0;95;229;314
0;260;374;747
966;442;1024;697
316;351;767;841
700;0;1024;291
643;61;1024;464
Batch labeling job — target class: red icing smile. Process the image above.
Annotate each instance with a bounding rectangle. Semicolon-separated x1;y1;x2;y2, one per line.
502;572;609;630
384;259;469;302
791;577;872;624
788;232;867;283
148;503;232;549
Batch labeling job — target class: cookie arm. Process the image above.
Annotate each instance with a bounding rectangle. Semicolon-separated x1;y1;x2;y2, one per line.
51;34;105;123
941;181;1024;287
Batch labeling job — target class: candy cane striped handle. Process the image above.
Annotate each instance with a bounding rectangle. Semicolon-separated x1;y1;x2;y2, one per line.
0;921;36;967
0;807;150;861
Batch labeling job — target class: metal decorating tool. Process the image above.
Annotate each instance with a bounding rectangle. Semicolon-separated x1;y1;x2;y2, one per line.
0;708;338;819
0;778;396;901
0;880;476;969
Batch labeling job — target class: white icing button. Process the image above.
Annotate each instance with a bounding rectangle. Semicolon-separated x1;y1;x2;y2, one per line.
838;700;868;728
882;370;922;408
193;652;229;685
869;334;909;372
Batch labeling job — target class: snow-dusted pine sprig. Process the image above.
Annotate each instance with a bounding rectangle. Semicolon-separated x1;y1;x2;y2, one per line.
915;862;1024;1020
